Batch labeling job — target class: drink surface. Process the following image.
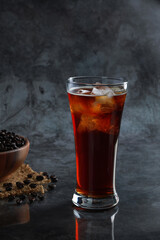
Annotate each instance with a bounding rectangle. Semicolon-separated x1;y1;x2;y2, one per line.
68;86;126;197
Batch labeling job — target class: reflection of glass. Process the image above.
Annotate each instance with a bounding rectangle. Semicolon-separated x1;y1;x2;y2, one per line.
73;207;118;240
67;77;127;209
0;202;30;226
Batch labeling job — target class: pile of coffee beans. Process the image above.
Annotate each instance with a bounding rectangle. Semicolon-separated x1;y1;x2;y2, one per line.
2;171;58;205
0;130;26;152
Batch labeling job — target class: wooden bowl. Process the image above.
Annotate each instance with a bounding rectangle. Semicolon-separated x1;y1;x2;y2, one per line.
0;137;30;182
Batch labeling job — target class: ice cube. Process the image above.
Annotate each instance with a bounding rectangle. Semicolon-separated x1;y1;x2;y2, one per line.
78;89;90;95
69;95;88;113
112;86;125;95
93;95;116;113
78;115;112;133
92;86;114;97
78;115;96;132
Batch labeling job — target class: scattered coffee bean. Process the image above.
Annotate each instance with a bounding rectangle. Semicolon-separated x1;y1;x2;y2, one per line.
16;199;23;205
16;182;24;189
0;161;58;205
0;130;26;152
38;195;44;201
28;196;35;204
31;192;37;198
27;174;32;178
19;195;26;200
36;175;44;181
6;186;12;191
3;183;12;188
43;172;48;176
23;179;30;185
1;130;6;133
8;195;15;201
50;175;58;183
29;183;37;189
48;183;54;190
43;172;49;177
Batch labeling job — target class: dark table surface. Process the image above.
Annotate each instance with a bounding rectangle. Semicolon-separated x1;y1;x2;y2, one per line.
0;135;159;240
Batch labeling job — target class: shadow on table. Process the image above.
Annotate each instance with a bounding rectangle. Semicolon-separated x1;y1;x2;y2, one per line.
0;201;30;227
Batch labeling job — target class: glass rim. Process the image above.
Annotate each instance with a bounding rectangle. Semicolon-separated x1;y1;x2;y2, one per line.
67;76;128;86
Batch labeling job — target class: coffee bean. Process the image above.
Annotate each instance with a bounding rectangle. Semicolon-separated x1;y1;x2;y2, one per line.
16;182;24;189
19;195;26;200
23;179;30;185
38;195;44;201
31;192;37;198
48;183;54;190
6;186;12;191
6;143;11;147
43;172;48;176
11;142;16;148
50;175;58;183
29;183;37;189
0;130;26;152
8;195;15;201
16;199;23;205
15;135;20;141
36;175;44;181
27;174;32;178
16;141;22;147
3;183;12;188
28;196;35;204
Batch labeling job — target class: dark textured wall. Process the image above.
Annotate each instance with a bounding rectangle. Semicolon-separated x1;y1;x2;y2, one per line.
0;2;159;238
0;0;160;144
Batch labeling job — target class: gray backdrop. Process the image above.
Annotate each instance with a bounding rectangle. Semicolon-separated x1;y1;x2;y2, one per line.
0;0;159;174
0;1;160;238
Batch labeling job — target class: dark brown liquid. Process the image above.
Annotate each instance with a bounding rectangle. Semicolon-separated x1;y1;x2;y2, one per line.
68;87;126;197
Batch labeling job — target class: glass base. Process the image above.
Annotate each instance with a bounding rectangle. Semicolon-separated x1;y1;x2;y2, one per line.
72;191;119;210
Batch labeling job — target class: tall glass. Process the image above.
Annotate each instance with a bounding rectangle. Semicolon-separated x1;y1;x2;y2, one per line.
67;76;127;209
